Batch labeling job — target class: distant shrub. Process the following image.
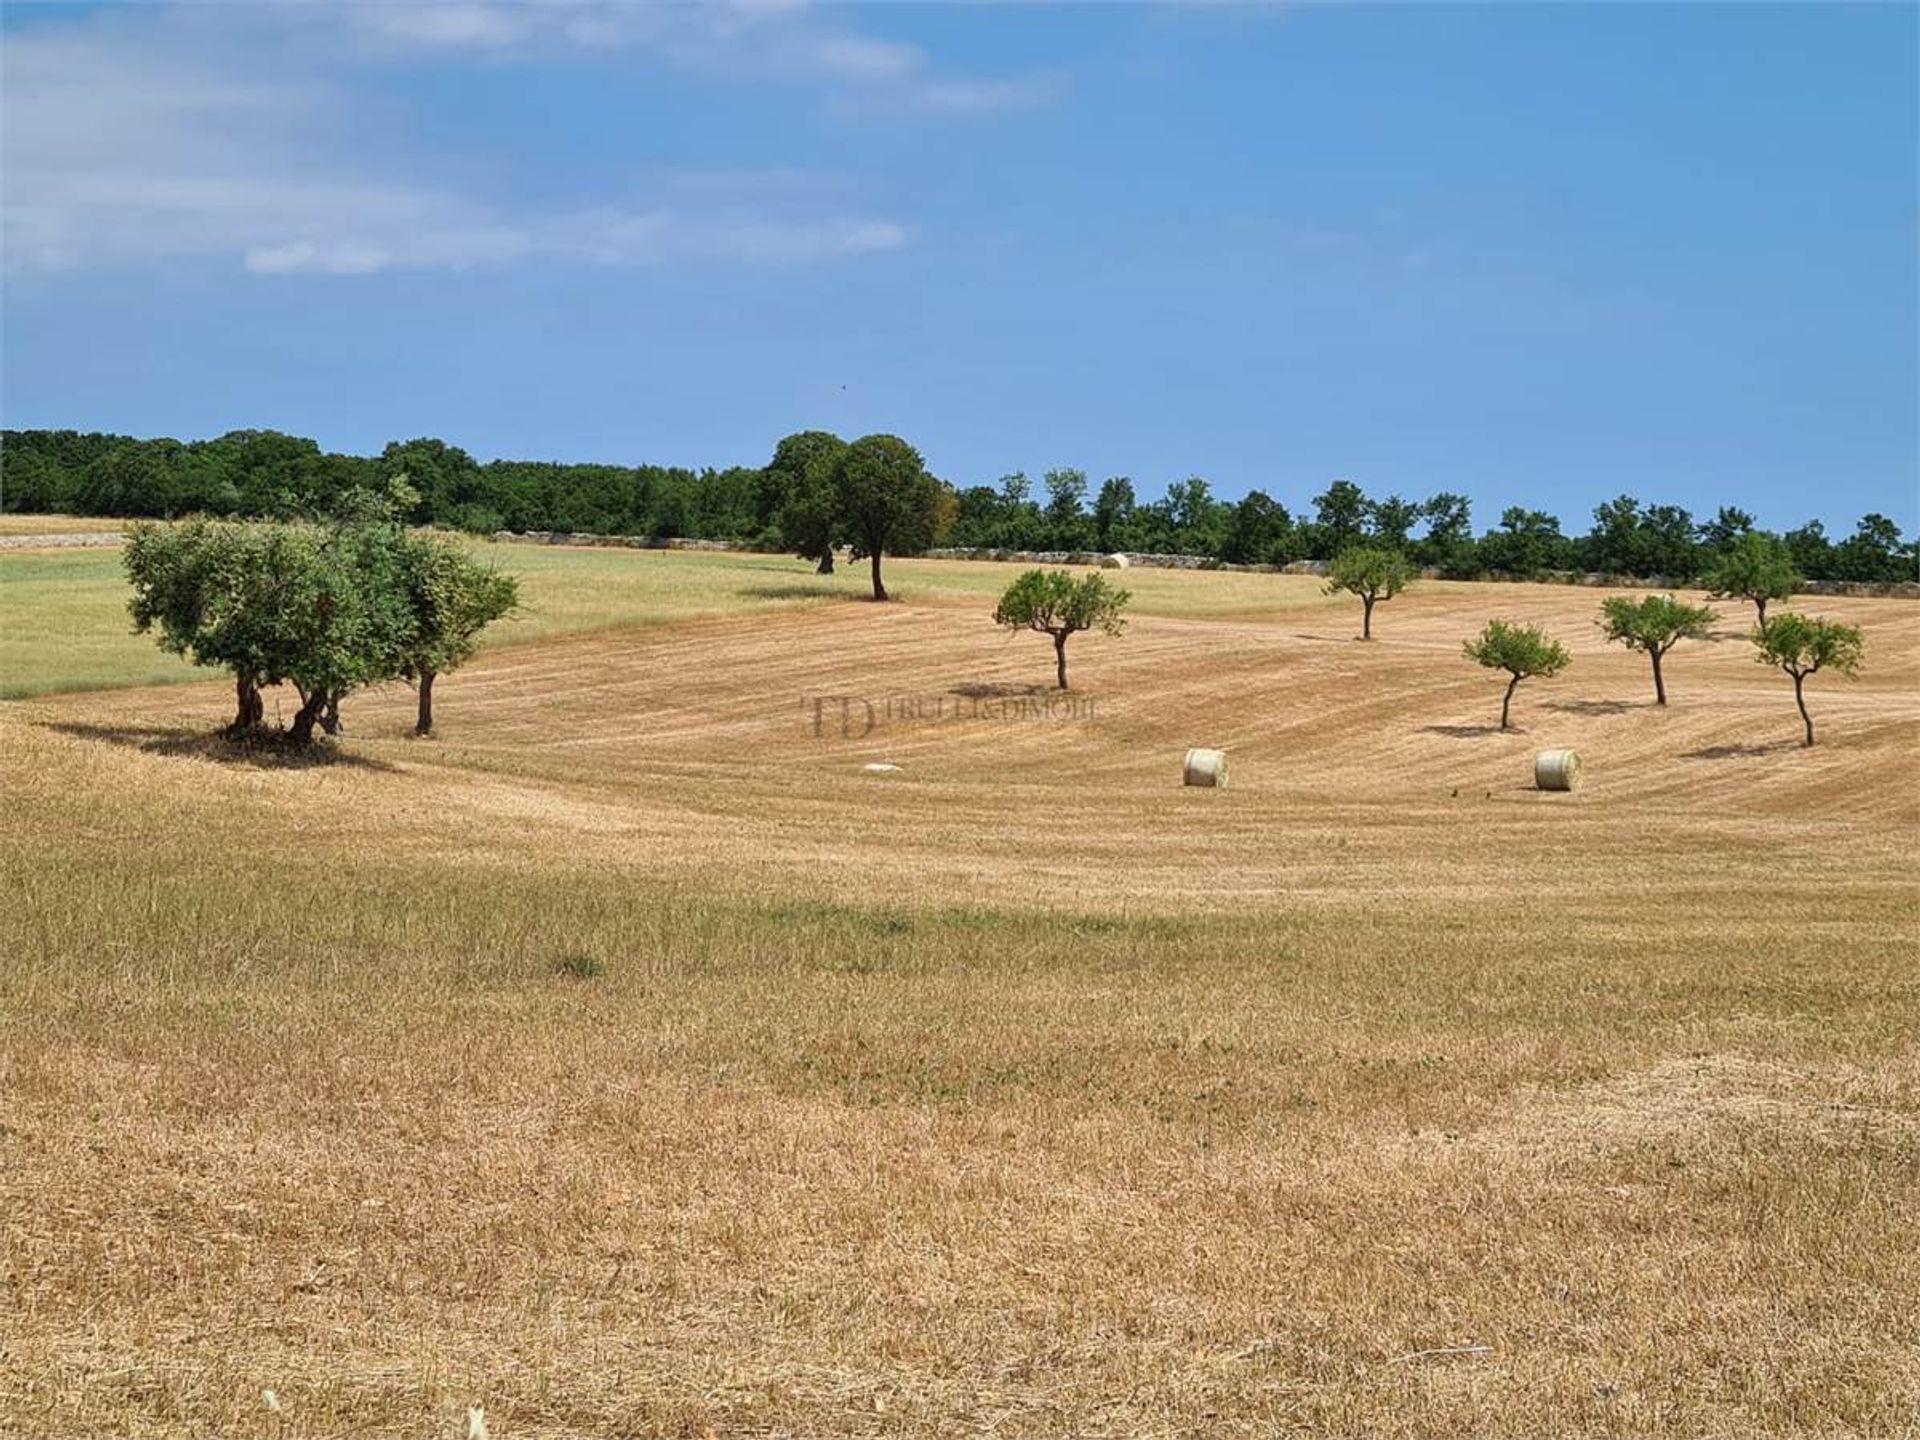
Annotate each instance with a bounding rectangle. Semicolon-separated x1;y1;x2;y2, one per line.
555;951;606;981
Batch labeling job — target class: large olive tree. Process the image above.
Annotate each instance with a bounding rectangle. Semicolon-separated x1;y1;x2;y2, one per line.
833;434;940;602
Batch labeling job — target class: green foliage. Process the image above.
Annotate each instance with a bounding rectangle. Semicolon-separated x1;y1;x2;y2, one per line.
992;568;1131;637
1703;532;1799;621
1463;619;1571;728
1324;546;1413;638
1596;594;1718;654
1464;620;1571;680
397;533;519;679
1752;613;1864;680
833;434;941;600
761;430;848;562
991;568;1130;688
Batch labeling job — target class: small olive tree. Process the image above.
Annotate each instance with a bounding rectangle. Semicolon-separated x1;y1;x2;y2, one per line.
1325;546;1413;639
1704;531;1799;626
1752;613;1863;746
992;568;1130;689
397;534;518;734
1463;620;1572;730
1597;594;1717;706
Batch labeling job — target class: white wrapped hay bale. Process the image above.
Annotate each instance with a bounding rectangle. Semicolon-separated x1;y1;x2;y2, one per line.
1183;748;1228;788
1535;749;1581;791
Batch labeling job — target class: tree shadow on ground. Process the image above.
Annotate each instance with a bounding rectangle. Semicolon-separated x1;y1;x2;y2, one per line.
1682;740;1797;761
1543;698;1640;716
736;583;854;602
948;681;1049;699
43;722;398;772
1290;633;1351;644
1420;724;1507;739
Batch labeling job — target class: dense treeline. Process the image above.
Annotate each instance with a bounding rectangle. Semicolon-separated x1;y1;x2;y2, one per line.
4;428;1913;583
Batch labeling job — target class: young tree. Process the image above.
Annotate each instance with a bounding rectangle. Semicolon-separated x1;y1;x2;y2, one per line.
1703;531;1799;626
1751;613;1864;747
991;568;1130;689
833;434;940;601
1463;620;1572;730
1324;546;1413;639
1597;594;1717;706
397;535;519;734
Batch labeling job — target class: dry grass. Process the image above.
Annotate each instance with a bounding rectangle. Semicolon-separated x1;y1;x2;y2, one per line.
2;557;1917;1437
0;515;129;536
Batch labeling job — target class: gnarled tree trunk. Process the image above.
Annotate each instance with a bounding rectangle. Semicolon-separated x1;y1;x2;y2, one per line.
1361;593;1376;640
1054;630;1070;690
869;547;888;602
816;545;835;575
287;690;327;745
1650;646;1668;706
1500;674;1521;730
318;689;345;736
227;674;264;735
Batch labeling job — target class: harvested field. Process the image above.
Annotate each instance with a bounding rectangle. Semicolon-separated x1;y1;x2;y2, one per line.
2;550;1917;1438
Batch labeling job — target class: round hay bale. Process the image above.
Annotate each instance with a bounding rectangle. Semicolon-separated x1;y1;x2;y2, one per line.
1535;748;1581;792
862;762;902;774
1183;748;1228;788
1102;552;1131;569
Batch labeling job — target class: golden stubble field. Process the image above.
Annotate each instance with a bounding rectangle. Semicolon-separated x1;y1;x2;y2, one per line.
3;549;1917;1438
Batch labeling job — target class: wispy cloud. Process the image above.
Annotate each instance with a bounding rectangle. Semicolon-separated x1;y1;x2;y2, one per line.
0;6;920;276
340;1;1056;111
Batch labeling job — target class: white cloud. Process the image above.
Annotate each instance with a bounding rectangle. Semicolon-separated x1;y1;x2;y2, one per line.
333;1;1053;111
0;8;915;277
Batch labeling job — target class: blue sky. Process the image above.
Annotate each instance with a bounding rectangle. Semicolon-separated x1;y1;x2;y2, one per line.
4;1;1915;532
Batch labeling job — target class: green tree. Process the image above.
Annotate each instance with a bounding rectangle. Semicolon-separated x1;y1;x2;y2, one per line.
1831;513;1914;584
762;430;848;572
1324;546;1413;640
1702;531;1799;626
1312;479;1370;557
1596;594;1717;706
1463;620;1572;730
833;434;940;601
1368;493;1423;549
1418;492;1474;572
1699;505;1755;552
397;535;519;734
1092;476;1137;551
991;568;1130;689
125;517;413;742
1478;506;1566;579
1751;613;1864;747
1042;468;1090;548
1221;490;1291;564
